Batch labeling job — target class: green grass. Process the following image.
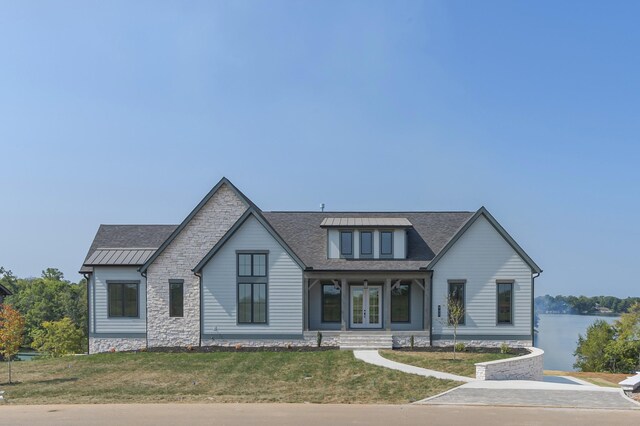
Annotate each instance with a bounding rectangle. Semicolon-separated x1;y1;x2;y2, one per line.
381;350;515;378
1;350;461;404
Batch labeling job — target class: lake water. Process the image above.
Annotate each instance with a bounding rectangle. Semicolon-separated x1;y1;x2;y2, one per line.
535;313;619;371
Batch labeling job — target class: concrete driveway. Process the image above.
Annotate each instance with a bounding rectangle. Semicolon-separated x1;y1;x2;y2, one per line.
2;403;640;426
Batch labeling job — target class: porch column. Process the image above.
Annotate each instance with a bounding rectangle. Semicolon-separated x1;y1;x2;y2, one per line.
303;279;309;331
384;278;391;331
424;276;431;332
341;278;348;331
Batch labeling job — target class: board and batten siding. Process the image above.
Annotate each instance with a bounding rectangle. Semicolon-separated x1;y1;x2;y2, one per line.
431;215;533;339
201;215;304;336
91;266;146;335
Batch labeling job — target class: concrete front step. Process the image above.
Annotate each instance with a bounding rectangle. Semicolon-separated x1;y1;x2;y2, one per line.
339;333;393;350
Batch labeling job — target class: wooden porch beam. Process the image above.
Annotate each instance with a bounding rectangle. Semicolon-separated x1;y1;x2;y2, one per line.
413;279;425;291
384;278;392;331
341;278;348;331
309;279;320;290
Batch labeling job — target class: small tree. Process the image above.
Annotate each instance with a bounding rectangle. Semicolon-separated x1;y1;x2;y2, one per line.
31;317;84;357
446;295;465;360
0;304;25;384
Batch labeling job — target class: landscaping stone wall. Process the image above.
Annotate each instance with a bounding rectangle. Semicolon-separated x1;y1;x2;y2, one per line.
432;339;532;348
89;337;147;353
392;335;430;348
475;347;544;381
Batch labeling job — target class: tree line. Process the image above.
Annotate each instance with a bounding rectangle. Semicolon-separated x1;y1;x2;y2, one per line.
0;266;86;355
535;294;640;315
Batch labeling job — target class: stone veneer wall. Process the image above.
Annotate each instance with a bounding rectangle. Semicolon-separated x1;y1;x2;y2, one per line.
146;183;247;348
202;335;340;348
475;347;544;381
432;339;532;348
392;334;431;348
89;337;147;353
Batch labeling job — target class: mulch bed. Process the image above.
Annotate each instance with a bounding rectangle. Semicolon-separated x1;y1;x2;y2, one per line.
139;345;339;353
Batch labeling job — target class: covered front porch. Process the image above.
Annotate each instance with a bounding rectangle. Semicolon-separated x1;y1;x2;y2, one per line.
303;271;432;347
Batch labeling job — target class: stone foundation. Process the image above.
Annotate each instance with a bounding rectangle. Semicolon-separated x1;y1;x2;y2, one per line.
392;335;431;348
89;337;147;354
475;347;544;381
202;334;340;348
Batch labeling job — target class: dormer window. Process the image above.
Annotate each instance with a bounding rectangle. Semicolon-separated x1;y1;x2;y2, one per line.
360;231;373;258
340;231;353;258
380;231;394;258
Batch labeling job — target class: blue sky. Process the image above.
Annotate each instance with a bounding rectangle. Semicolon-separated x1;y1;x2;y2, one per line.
1;1;639;297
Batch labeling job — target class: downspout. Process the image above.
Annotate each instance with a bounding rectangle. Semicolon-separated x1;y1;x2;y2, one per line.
141;269;148;349
532;272;540;346
429;272;433;347
82;273;91;354
194;271;203;348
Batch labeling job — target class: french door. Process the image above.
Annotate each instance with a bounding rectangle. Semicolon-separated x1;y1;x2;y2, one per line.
350;285;382;328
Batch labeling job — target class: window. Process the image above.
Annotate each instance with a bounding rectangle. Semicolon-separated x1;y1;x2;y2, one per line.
169;280;183;317
238;283;267;324
391;282;410;322
497;282;513;324
448;281;465;325
322;283;341;322
238;253;267;277
108;282;139;318
380;231;393;257
237;252;268;324
340;231;353;257
360;231;373;257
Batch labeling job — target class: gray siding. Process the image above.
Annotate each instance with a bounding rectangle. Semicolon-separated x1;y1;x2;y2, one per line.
202;215;304;336
432;215;533;338
92;266;146;335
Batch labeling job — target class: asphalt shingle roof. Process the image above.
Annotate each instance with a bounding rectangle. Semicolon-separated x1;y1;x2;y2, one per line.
81;212;474;273
262;212;474;271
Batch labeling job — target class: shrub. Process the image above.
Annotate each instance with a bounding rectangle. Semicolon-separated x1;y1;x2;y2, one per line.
410;335;415;349
30;317;84;357
316;331;323;348
454;342;465;353
500;343;511;354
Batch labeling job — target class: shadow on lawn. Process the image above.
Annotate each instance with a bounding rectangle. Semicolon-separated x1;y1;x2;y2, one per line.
29;377;79;385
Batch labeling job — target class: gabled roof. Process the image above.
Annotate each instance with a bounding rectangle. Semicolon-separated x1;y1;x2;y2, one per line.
80;224;177;273
193;208;306;273
262;211;474;271
139;177;252;273
426;206;542;274
0;283;12;296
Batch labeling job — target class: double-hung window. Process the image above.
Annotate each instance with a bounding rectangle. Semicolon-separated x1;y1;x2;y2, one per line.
108;281;139;318
497;282;513;325
237;253;268;324
448;281;465;325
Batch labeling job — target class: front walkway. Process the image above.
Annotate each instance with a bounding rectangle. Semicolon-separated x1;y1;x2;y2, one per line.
353;350;473;382
355;350;640;410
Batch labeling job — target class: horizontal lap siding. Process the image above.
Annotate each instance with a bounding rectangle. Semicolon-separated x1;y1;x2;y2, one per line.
432;216;532;338
202;216;303;335
93;266;146;334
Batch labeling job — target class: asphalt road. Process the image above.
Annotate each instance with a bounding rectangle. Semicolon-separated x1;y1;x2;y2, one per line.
1;404;639;426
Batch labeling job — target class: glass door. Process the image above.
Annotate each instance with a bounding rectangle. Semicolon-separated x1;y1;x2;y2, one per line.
350;285;382;328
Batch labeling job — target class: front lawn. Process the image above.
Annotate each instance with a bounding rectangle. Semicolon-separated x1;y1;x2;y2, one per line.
381;350;516;378
1;350;461;404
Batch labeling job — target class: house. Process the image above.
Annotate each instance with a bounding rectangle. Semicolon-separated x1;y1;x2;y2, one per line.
0;283;11;305
80;177;542;353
